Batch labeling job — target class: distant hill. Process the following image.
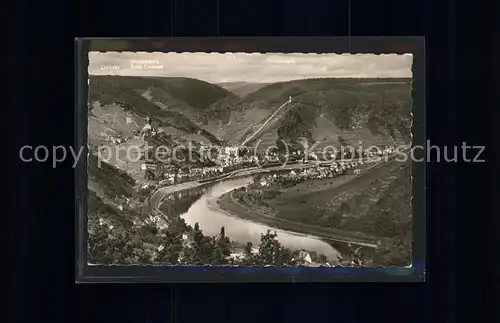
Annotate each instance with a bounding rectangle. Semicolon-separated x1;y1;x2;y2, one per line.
217;82;270;97
205;78;413;149
88;76;413;152
88;75;234;145
90;75;235;109
244;78;411;103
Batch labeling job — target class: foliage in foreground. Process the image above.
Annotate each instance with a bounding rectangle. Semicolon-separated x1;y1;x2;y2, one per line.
88;205;409;267
88;214;307;266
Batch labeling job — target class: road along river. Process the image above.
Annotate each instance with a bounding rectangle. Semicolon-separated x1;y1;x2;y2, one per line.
178;177;342;261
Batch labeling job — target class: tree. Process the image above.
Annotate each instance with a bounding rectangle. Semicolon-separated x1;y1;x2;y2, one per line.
255;230;298;266
371;208;412;267
244;242;253;256
192;225;204;246
181;222;221;265
217;235;231;258
211;231;232;265
87;220;114;264
182;239;208;265
156;217;188;265
372;237;411;267
139;224;158;237
256;230;280;264
276;139;288;154
137;248;153;264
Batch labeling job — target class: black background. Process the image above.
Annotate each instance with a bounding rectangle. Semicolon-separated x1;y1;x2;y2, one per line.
7;0;496;322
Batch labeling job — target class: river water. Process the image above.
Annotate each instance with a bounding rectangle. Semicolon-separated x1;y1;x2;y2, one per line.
179;177;340;261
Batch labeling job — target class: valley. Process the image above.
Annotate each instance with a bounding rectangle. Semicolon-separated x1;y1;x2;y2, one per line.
86;68;414;267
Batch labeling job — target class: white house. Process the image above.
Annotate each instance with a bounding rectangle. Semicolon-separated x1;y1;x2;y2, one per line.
298;250;312;264
229;251;246;261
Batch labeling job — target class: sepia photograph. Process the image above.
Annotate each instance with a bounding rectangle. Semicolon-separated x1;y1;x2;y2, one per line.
85;50;415;268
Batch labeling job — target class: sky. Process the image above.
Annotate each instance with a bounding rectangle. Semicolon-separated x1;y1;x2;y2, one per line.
88;52;413;83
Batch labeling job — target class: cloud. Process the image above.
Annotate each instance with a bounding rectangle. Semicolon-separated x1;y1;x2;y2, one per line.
88;52;412;83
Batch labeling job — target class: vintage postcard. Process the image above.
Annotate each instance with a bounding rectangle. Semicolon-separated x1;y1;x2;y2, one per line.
77;38;425;282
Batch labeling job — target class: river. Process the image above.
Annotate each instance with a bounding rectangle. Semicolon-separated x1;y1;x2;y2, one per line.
179;177;341;261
